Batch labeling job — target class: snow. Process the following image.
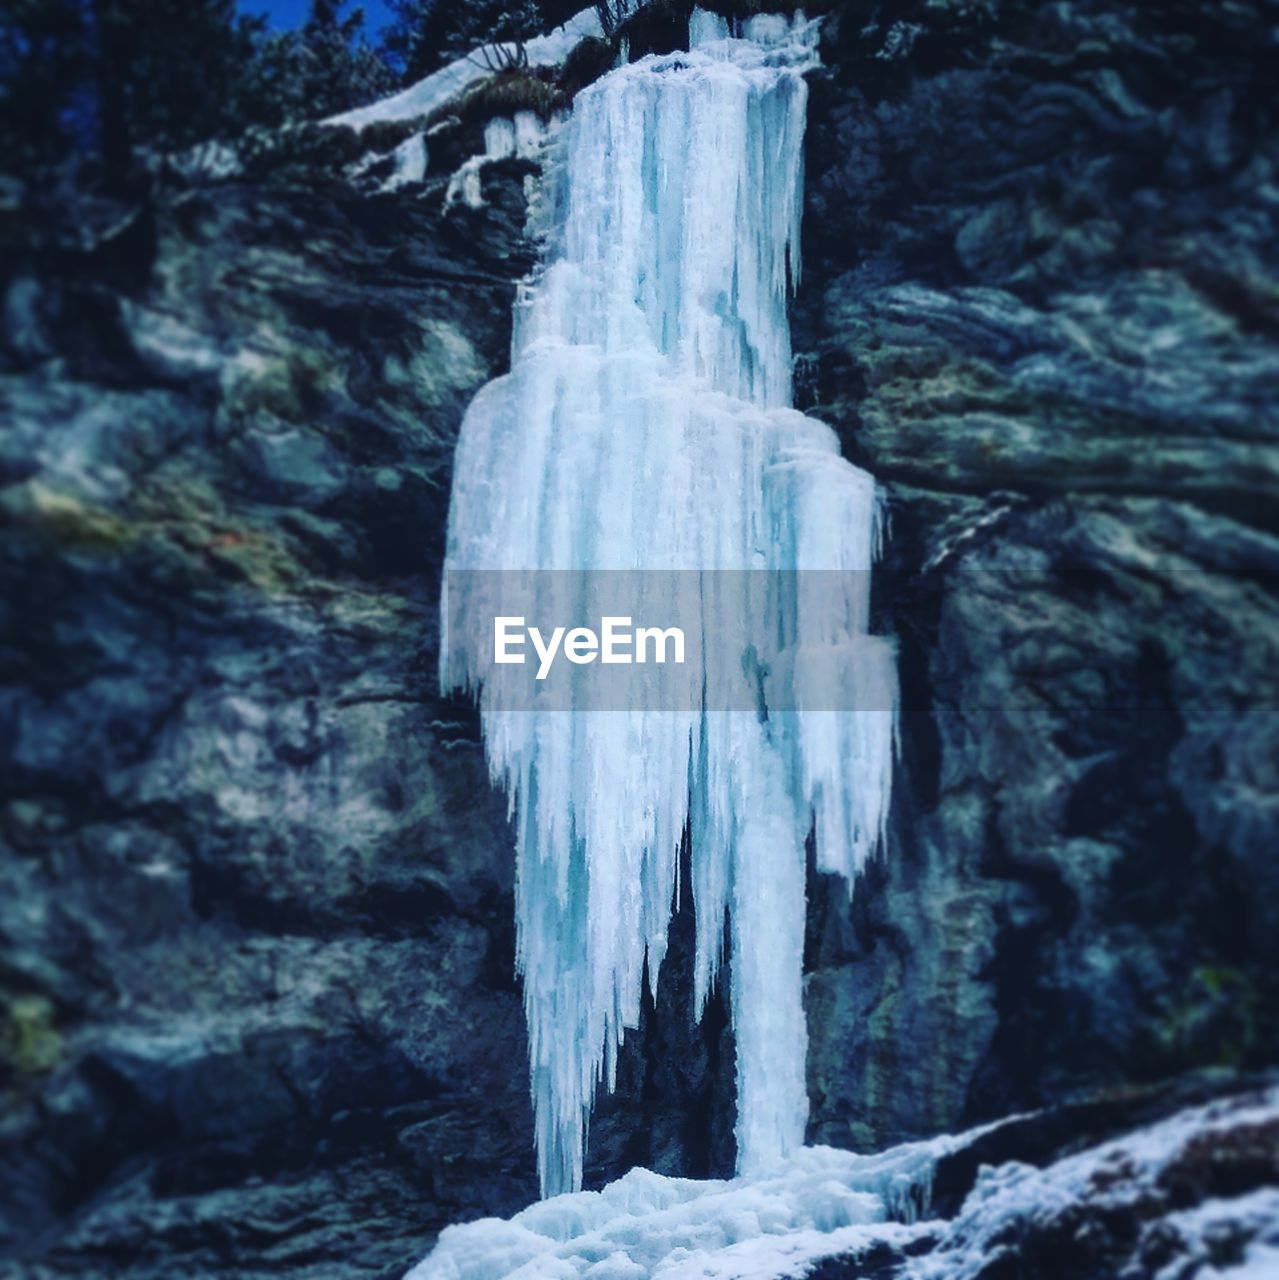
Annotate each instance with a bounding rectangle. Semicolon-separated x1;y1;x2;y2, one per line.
326;9;604;131
1215;1241;1279;1280
406;1090;1279;1279
1160;1191;1279;1280
169;138;243;181
440;11;897;1200
407;1138;956;1280
381;132;428;192
903;1087;1279;1280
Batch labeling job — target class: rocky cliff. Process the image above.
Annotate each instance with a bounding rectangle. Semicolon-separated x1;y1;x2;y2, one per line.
0;167;544;1275
1;1;1276;1277
794;0;1279;1153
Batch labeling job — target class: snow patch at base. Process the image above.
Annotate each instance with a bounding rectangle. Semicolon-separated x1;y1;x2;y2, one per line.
406;1090;1279;1280
407;1138;954;1280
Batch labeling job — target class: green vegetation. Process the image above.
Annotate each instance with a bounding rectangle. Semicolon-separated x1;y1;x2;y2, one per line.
0;995;62;1079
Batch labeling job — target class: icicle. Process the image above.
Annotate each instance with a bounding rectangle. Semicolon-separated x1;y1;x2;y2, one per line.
441;13;896;1197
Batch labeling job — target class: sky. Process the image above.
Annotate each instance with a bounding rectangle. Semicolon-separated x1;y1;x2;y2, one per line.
237;1;397;39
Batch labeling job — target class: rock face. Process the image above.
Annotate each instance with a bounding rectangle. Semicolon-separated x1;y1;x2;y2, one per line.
1;1;1277;1276
0;167;543;1276
795;0;1279;1152
810;1080;1279;1280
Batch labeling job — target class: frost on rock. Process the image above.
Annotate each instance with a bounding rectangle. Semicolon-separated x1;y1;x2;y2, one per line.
440;15;897;1198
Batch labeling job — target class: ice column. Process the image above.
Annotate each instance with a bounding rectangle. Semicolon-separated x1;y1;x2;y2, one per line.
442;16;897;1197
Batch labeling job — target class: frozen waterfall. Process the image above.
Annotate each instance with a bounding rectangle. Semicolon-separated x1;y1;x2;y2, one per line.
441;13;897;1198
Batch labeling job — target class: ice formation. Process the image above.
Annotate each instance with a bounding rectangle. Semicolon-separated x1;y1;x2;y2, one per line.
446;113;550;210
441;13;897;1197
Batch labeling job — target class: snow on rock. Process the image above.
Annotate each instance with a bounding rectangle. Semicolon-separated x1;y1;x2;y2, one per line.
349;130;429;194
1158;1191;1279;1280
440;13;897;1199
326;9;603;132
903;1086;1279;1280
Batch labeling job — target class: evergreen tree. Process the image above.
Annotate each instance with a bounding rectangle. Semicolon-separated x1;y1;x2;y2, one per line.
0;0;91;178
0;0;398;190
89;0;274;189
1;0;282;188
383;0;546;84
291;1;396;119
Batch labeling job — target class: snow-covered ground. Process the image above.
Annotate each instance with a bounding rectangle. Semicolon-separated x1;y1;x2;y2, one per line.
406;1087;1279;1279
407;1134;964;1280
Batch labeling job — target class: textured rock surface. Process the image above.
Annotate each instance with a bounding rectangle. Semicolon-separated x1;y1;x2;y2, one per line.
0;166;542;1276
1;1;1277;1276
809;1080;1279;1279
795;0;1279;1153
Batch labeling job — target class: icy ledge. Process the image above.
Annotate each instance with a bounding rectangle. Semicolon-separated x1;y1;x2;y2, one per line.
407;1085;1279;1279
